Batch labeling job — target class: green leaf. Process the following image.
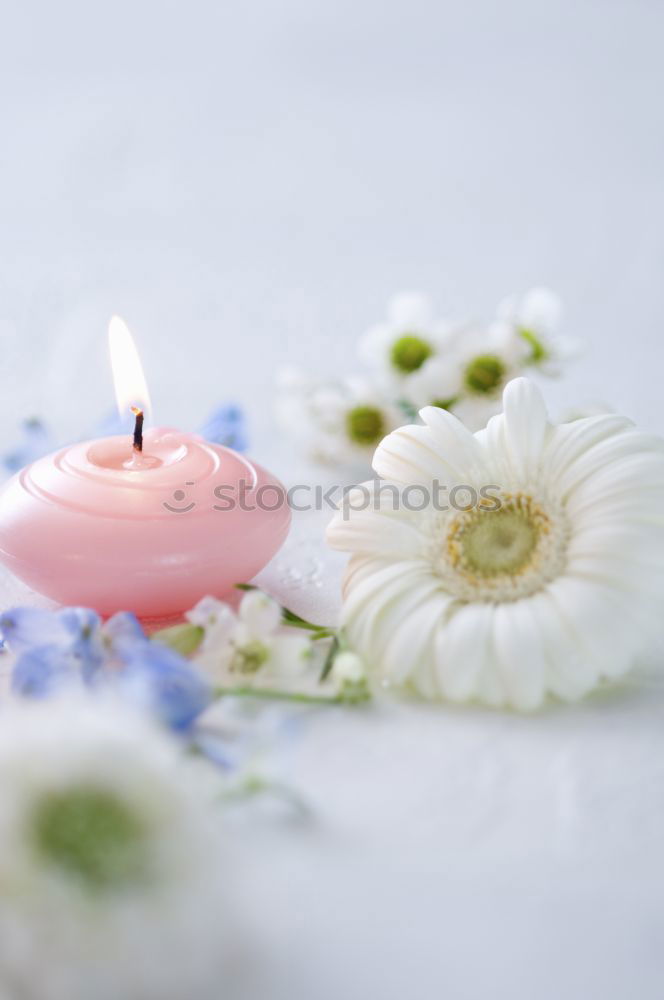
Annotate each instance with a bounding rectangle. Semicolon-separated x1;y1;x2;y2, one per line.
152;623;205;656
234;584;336;638
320;635;340;682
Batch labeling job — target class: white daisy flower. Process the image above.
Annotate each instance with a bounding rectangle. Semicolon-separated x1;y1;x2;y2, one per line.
495;286;582;374
275;367;401;468
327;377;664;710
0;696;234;1000
189;591;313;685
358;292;450;386
403;322;525;431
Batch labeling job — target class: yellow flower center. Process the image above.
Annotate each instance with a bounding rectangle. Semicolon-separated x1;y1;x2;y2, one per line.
390;335;433;373
346;405;386;446
464;355;505;395
31;785;148;891
439;493;568;602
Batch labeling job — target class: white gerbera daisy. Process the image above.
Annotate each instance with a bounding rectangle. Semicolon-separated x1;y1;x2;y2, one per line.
0;696;235;1000
358;292;450;385
495;286;582;374
327;378;664;710
275;367;401;468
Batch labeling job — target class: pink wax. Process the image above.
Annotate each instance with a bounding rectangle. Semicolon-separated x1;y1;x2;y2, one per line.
0;428;291;620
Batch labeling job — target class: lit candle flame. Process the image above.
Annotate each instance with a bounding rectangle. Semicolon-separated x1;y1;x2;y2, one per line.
108;316;152;421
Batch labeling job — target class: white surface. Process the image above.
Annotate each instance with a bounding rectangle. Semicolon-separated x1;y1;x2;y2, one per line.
1;1;664;997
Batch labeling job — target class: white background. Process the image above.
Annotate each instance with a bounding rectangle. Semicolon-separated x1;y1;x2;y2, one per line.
1;0;663;450
1;2;664;997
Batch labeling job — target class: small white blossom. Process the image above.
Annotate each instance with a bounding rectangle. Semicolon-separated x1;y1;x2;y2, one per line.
185;594;237;652
189;591;313;686
402;323;526;431
494;287;582;374
331;651;366;684
276;367;400;468
358;292;451;390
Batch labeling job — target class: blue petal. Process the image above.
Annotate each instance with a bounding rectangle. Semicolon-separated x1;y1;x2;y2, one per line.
119;643;212;732
1;419;54;474
0;608;70;653
56;607;105;680
12;645;82;698
199;404;249;452
58;607;102;637
102;611;147;657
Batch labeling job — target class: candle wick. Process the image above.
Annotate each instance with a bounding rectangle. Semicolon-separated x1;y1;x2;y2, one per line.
131;407;144;453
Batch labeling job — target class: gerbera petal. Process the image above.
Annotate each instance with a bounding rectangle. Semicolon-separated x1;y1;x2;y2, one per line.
432;602;495;704
378;592;449;689
559;428;664;493
340;558;443;669
499;377;549;482
544;414;635;484
372;424;462;484
327;483;429;558
418;406;482;478
489;600;547;710
527;591;597;701
327;513;427;559
565;450;664;518
543;575;638;682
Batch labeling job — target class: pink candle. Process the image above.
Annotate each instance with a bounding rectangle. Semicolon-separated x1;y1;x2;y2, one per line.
0;319;290;620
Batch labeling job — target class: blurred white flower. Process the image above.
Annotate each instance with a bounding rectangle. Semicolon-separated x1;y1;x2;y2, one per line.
358;292;450;386
327;377;664;710
276;367;401;467
331;650;366;684
328;649;370;703
495;287;582;374
0;696;235;1000
188;591;312;685
185;593;238;652
275;286;581;464
404;323;525;431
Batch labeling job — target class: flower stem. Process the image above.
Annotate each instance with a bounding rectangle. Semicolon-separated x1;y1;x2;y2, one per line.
214;685;348;705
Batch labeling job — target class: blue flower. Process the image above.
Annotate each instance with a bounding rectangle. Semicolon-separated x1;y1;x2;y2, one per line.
58;607;105;680
199;404;249;452
0;607;68;653
1;418;54;476
3;604;211;735
12;645;83;698
2;606;106;684
118;643;212;733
